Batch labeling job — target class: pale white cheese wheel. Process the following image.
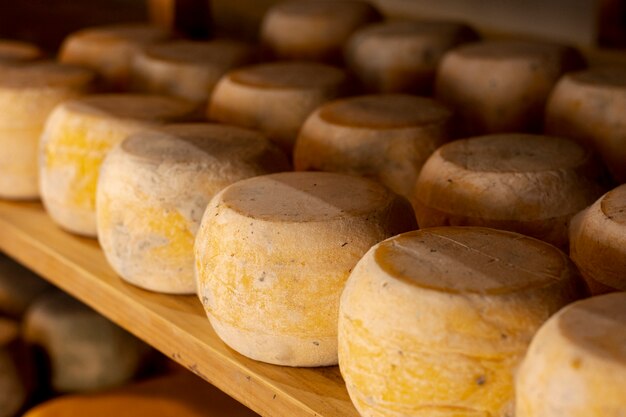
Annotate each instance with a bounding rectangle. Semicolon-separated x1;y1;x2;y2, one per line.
0;39;42;63
346;20;478;94
208;61;349;153
339;227;585;417
414;133;604;249
260;0;380;64
294;94;453;204
97;123;290;294
516;292;626;417
195;171;417;366
23;291;150;393
39;94;195;236
545;67;626;183
0;254;52;318
0;62;94;199
435;40;584;135
569;184;626;293
59;23;170;90
0;318;28;417
131;39;256;104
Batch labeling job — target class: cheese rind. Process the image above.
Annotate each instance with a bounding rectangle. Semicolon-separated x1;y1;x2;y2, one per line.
0;39;42;63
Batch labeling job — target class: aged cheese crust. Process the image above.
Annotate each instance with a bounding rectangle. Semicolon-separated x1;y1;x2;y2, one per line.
0;39;42;63
339;227;585;417
195;171;416;366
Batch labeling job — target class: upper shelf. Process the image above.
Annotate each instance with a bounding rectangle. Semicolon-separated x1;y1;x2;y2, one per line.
0;200;359;417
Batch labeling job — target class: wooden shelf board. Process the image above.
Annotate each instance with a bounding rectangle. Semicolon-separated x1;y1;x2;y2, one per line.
0;200;359;417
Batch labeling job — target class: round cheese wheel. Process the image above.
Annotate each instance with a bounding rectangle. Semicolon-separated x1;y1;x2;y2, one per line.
195;171;417;366
339;227;585;417
545;67;626;184
414;133;604;249
59;23;170;90
346;20;478;94
569;184;626;293
0;254;52;318
0;62;94;199
131;39;256;104
516;292;626;417
294;94;453;204
260;0;380;64
23;291;150;393
0;318;28;417
0;39;42;63
435;40;584;135
39;94;195;237
208;61;349;153
97;123;290;294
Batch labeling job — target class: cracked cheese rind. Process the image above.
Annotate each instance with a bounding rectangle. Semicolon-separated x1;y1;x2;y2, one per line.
414;133;604;249
0;39;42;63
96;123;290;294
195;171;417;366
338;226;585;417
39;94;195;237
0;318;28;417
516;292;626;417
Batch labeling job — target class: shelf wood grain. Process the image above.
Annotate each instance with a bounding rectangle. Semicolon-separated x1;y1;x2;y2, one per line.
0;200;359;417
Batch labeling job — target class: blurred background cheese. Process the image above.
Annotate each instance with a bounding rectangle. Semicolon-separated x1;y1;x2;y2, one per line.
516;292;626;417
0;39;42;64
0;318;29;417
414;133;605;249
195;171;416;366
339;227;585;417
39;94;195;237
0;254;51;318
294;94;453;206
96;123;289;294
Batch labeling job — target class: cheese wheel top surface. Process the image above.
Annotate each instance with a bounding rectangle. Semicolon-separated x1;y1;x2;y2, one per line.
452;40;575;62
68;23;169;44
355;19;474;40
141;39;252;65
228;62;346;90
566;66;626;89
601;184;626;225
63;94;194;121
0;39;41;62
0;62;94;89
375;227;570;295
0;317;18;346
268;0;375;19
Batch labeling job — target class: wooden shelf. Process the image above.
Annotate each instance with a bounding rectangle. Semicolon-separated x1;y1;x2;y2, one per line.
0;200;359;417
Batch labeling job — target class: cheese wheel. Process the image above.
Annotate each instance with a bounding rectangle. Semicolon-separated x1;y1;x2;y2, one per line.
260;0;380;64
39;94;195;236
569;184;626;293
208;61;349;153
338;227;585;417
59;23;170;90
0;39;42;63
96;123;290;294
414;133;604;249
0;318;28;417
195;171;416;366
346;20;478;94
0;62;94;199
435;40;584;135
516;292;626;417
545;67;626;183
131;39;256;104
0;254;52;318
294;94;453;204
23;291;150;393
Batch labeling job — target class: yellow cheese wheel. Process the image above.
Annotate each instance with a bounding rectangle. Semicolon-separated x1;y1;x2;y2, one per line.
414;133;604;249
294;94;453;204
97;123;290;294
0;318;28;417
545;67;626;183
569;184;626;293
346;20;478;94
0;39;42;63
435;40;584;135
208;61;349;153
39;94;195;237
516;292;626;417
0;254;52;318
195;171;416;366
339;227;585;417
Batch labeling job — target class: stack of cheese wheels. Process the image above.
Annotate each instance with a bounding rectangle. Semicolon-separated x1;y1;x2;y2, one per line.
346;20;478;94
208;61;349;153
545;67;626;183
195;171;416;366
0;254;51;318
516;292;626;417
0;62;94;200
435;40;584;135
414;133;604;249
0;39;42;63
569;184;626;294
294;94;453;205
23;291;149;393
338;227;585;417
59;23;170;90
260;0;380;64
0;318;28;417
96;123;290;294
131;39;256;105
39;94;195;237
